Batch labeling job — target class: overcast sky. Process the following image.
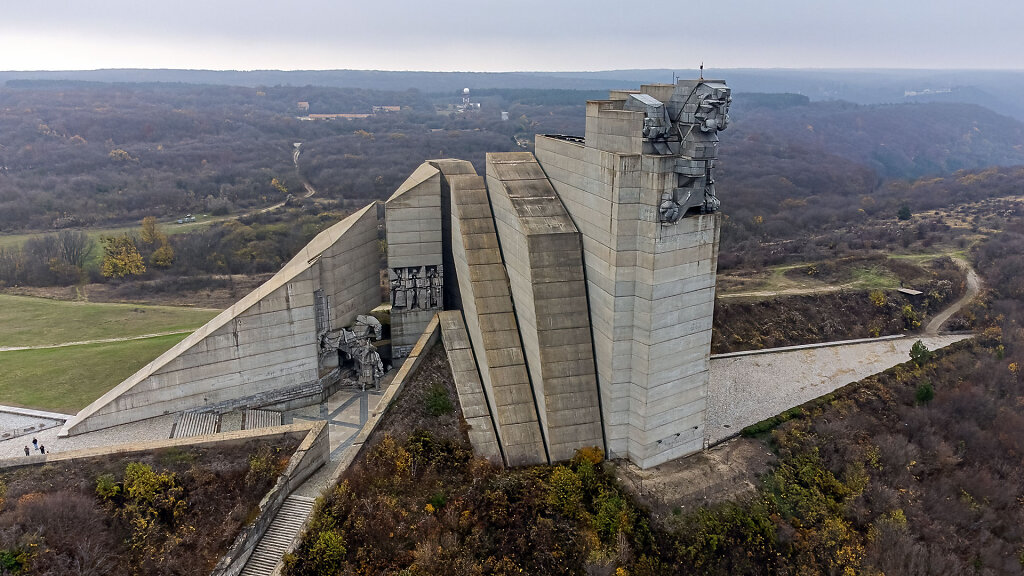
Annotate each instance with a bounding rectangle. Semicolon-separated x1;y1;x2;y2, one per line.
1;0;1021;72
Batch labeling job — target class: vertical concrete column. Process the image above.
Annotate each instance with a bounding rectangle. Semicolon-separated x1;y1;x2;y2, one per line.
486;152;605;462
448;174;547;466
428;158;478;312
535;81;725;468
386;163;443;359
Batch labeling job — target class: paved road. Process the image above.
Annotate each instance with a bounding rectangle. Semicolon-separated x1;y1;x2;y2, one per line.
924;257;981;335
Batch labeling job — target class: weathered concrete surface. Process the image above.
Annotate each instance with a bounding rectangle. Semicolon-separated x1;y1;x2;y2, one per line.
386;163;443;357
536;86;722;468
3;420;322;469
612;436;775;522
705;334;973;445
437;310;503;464
486;152;604;462
449;173;547;466
428;159;479;312
61;203;383;437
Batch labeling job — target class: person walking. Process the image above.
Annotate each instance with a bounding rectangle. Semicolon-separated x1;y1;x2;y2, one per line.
24;446;29;456
39;445;45;455
31;437;38;451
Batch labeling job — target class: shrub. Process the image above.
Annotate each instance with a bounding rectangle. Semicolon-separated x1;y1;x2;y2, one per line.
247;444;283;487
428;492;446;510
915;381;935;404
96;473;121;499
425;384;454;416
902;305;921;329
898;204;912;221
572;446;605;467
909;340;933;366
123;462;165;504
308;530;346;576
869;289;887;308
0;548;33;573
547;466;584;519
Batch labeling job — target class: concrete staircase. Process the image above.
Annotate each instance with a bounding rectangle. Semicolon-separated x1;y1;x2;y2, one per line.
240;494;316;576
171;411;219;438
245;409;282;430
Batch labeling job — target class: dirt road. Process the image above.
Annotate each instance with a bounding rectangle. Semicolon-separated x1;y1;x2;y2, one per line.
924;257;981;334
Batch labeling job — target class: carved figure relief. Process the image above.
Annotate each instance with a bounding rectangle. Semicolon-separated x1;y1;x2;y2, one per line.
624;81;731;224
389;264;442;310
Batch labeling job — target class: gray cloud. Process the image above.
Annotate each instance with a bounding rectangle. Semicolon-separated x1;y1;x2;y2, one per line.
1;0;1021;70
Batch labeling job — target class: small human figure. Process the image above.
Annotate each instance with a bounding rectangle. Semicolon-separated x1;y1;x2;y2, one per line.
24;446;29;456
39;445;45;455
31;437;38;451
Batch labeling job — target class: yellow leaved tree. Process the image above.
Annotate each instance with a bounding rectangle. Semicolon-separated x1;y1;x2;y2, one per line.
100;234;146;279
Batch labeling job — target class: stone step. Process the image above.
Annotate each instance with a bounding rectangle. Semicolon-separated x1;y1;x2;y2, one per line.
239;495;316;576
171;411;219;439
245;408;282;430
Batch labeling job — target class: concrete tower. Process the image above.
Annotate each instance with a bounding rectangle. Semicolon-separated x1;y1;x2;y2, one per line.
535;80;731;467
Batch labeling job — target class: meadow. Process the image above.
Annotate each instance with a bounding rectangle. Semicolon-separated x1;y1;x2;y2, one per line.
0;293;216;348
0;295;216;412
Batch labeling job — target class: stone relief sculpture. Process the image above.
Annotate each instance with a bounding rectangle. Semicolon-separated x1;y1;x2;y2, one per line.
319;315;384;390
625;81;731;223
389;265;442;310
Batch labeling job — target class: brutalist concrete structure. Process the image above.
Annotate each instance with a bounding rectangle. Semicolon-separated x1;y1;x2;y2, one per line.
534;81;730;467
61;203;383;436
60;80;731;471
447;170;548;466
485;152;605;463
437;310;503;464
386;163;443;358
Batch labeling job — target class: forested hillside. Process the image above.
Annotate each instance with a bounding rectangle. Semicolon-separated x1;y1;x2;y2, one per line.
2;81;1023;305
3;82;1023;233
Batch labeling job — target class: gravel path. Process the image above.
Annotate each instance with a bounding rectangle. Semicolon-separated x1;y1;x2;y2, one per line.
0;414;175;460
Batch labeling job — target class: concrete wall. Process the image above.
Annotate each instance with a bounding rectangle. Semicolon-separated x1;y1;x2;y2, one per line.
449;173;548;466
61;204;383;437
428;159;477;312
536;129;721;468
211;421;329;576
437;310;503;464
485;152;604;462
706;334;973;445
386;163;444;358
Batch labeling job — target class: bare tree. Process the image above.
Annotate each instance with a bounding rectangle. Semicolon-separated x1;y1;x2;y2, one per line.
58;230;93;268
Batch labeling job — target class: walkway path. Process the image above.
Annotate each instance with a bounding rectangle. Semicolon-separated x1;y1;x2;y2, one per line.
718;283;854;299
924;257;981;335
0;329;194;352
240;495;316;576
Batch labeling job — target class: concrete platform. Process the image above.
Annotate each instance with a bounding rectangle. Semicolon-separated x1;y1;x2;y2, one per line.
705;334;973;445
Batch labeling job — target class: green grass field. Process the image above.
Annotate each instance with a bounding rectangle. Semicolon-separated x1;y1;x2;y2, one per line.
0;295;216;412
0;333;189;413
0;294;218;348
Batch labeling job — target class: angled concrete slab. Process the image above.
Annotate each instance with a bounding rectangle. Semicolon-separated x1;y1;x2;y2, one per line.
61;203;383;437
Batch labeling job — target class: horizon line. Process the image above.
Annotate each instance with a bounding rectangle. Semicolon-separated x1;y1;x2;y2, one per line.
3;66;1024;75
